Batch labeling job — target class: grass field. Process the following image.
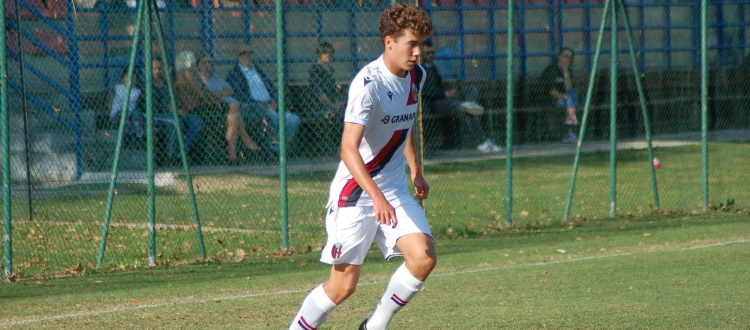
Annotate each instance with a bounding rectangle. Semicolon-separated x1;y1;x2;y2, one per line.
2;211;749;329
4;143;749;278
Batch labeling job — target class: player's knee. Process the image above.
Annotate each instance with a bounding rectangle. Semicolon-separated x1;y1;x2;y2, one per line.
325;283;357;304
408;254;437;280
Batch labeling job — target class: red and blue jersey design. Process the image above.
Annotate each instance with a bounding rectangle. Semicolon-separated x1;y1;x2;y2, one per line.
337;129;409;207
327;56;426;208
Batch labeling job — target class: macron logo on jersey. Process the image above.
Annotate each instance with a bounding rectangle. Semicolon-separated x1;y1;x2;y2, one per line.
387;91;394;100
364;76;373;85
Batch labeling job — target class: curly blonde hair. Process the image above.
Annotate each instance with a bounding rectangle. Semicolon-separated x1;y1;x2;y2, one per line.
379;4;433;43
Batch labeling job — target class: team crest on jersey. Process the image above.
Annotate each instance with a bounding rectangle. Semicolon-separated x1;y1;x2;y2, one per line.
331;242;343;259
411;83;419;103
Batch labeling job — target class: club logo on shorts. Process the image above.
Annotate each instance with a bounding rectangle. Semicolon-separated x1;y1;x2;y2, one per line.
331;242;343;259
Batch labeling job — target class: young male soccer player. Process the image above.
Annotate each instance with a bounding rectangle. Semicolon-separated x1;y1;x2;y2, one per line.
289;4;434;330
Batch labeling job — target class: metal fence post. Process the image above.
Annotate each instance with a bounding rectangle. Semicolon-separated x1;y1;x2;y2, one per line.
1;0;13;280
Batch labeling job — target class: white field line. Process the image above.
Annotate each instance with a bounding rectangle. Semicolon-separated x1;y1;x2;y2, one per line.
2;238;748;327
19;220;269;234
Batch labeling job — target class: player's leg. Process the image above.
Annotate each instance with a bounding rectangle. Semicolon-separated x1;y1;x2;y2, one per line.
396;232;437;281
290;205;379;329
289;264;361;330
363;203;436;330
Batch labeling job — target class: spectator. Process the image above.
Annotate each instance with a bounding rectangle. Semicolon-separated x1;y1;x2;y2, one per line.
226;45;301;146
421;40;501;153
541;47;579;143
109;67;145;142
174;51;260;164
142;57;203;166
308;41;346;118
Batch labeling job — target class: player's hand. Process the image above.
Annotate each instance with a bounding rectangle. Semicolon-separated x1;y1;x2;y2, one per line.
373;197;397;228
412;174;430;200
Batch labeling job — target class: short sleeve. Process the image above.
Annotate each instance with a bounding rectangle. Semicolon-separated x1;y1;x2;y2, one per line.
344;83;374;126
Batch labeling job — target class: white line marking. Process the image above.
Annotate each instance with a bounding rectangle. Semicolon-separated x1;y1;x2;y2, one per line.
2;238;748;327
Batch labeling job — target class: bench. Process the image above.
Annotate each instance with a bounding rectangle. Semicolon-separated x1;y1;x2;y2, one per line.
285;84;344;158
281;67;748;157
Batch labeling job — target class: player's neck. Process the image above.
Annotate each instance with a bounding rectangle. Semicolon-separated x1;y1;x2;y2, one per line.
382;54;408;78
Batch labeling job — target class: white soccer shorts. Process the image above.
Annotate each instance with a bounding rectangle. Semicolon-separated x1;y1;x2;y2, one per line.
320;201;432;265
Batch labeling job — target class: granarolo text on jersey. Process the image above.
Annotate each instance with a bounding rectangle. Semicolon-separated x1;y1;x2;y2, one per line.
380;111;417;124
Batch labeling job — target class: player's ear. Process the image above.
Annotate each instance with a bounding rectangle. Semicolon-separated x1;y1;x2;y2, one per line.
384;35;394;51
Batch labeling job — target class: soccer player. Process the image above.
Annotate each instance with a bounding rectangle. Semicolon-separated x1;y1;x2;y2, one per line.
289;4;435;330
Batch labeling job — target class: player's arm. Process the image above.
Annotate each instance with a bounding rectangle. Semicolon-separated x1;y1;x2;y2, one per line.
340;122;398;228
404;130;429;200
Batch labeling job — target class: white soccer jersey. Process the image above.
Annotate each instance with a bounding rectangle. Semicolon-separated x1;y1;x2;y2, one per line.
327;56;426;209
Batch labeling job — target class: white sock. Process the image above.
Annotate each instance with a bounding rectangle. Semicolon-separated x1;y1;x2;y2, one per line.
290;284;337;330
365;263;424;330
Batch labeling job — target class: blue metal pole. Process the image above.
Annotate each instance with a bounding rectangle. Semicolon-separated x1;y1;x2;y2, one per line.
12;1;34;221
68;1;83;181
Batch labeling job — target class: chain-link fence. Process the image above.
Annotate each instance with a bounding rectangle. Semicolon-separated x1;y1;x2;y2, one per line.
2;0;749;279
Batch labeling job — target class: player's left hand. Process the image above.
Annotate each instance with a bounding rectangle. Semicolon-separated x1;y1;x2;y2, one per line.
412;174;430;200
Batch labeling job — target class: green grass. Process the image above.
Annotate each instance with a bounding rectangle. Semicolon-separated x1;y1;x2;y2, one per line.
2;143;749;278
2;211;749;328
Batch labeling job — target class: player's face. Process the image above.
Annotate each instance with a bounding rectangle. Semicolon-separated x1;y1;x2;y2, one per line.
385;29;427;77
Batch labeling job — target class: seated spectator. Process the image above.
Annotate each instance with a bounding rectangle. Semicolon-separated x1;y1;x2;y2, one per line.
541;47;579;143
109;67;145;143
308;41;346;119
226;45;301;147
421;40;501;153
141;56;203;166
174;51;260;164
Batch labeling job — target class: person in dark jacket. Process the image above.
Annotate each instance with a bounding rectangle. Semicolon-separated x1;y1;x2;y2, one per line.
309;41;346;118
540;47;579;143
